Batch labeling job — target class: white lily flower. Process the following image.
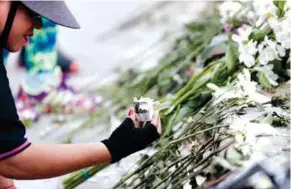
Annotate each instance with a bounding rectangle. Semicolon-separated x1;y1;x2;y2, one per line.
277;19;291;49
257;36;285;65
242;39;258;55
239;53;256;67
237;69;257;96
254;64;279;86
258;46;278;65
276;43;286;57
238;40;258;67
208;69;265;104
268;17;282;33
268;15;291;49
207;82;245;104
253;0;278;20
237;69;270;104
263;36;285;57
232;26;258;67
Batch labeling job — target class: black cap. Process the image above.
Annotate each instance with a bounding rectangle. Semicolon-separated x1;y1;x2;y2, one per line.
21;1;80;29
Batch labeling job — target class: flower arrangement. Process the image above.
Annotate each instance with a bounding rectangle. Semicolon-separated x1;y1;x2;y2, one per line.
63;1;290;188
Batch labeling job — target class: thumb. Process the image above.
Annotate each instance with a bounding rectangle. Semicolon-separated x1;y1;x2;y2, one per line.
127;108;136;121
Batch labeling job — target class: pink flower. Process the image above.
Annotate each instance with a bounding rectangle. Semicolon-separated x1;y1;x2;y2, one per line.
224;24;232;32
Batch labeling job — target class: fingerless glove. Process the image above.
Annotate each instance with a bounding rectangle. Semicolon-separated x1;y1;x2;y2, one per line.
101;118;160;163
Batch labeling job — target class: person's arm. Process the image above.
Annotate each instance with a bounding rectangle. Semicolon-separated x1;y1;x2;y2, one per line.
0;110;161;180
0;143;111;179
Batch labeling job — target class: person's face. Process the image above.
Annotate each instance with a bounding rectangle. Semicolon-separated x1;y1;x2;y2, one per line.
0;1;43;52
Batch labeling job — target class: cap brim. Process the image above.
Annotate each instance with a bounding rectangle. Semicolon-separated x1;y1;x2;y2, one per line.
21;1;80;29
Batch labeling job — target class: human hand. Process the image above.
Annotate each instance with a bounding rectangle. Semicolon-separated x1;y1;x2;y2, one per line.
101;109;161;163
128;108;162;134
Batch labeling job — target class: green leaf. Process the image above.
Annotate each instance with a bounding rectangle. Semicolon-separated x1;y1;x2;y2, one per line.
199;42;227;65
185;22;205;32
225;36;238;72
258;72;272;89
274;0;285;8
250;27;272;41
274;0;286;17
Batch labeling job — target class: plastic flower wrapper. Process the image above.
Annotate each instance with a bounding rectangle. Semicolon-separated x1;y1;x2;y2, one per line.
133;97;154;122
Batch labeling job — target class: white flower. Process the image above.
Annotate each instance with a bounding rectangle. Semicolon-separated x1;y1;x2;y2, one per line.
208;69;259;103
241;40;258;55
268;14;291;49
232;25;253;44
232;26;259;67
239;53;256;67
285;0;291;11
219;1;242;23
268;18;280;33
257;36;286;65
237;69;257;96
253;0;278;17
276;43;286;57
258;46;278;65
253;0;278;27
207;83;244;104
238;40;258;67
254;64;279;86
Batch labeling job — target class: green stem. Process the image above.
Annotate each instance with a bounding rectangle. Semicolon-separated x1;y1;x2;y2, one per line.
152;157;193;189
169;125;228;145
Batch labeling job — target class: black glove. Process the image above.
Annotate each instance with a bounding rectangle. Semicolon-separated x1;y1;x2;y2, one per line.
101;118;160;163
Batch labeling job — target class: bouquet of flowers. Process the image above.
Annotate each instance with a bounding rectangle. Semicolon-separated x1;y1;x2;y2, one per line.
63;1;290;188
